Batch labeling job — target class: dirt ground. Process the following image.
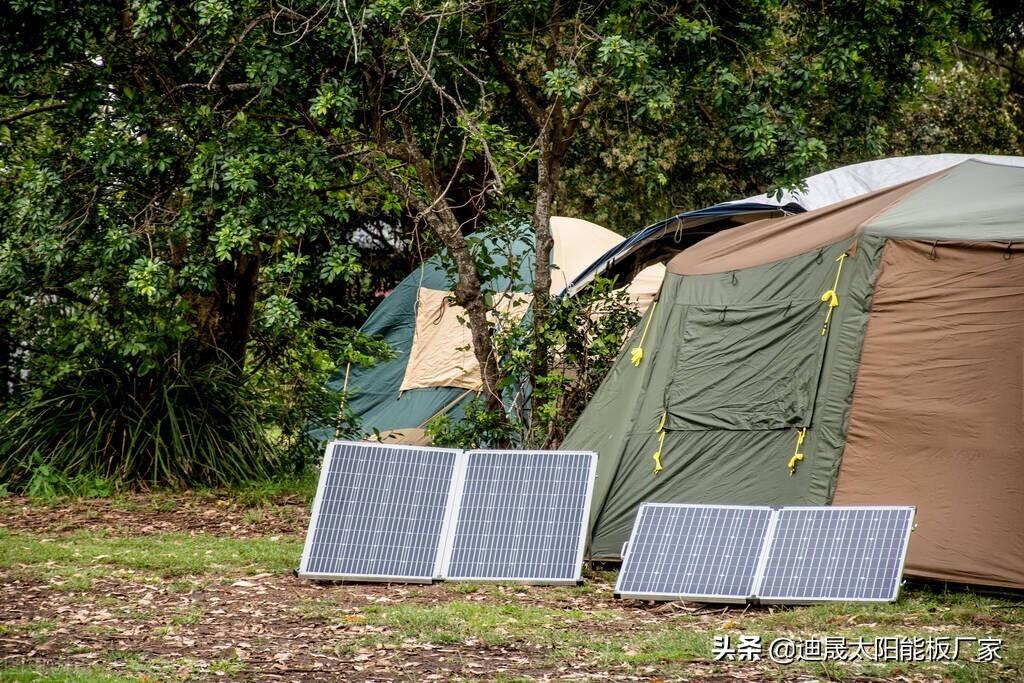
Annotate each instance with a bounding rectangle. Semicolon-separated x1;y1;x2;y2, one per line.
1;494;1021;682
0;494;699;681
0;492;309;538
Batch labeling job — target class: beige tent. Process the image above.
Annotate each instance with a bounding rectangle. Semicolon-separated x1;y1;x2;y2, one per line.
315;216;664;445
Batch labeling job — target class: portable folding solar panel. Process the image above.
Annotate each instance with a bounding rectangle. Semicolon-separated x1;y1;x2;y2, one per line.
614;504;774;602
443;450;597;584
615;504;915;604
754;506;916;604
298;441;462;582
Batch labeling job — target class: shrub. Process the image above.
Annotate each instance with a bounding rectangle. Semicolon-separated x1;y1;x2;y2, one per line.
0;361;283;489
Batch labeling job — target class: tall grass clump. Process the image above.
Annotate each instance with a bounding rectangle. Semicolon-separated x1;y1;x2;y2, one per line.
0;361;284;489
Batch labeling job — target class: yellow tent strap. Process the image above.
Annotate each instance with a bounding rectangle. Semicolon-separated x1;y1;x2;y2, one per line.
630;301;658;366
652;411;667;473
787;427;807;475
820;253;846;336
334;361;352;438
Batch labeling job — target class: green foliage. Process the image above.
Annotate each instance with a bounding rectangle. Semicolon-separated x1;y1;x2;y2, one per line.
428;399;518;450
0;1;406;485
558;1;1003;227
890;62;1022;155
24;461;114;501
510;276;641;447
1;0;1021;468
225;470;319;507
428;259;640;448
0;362;282;488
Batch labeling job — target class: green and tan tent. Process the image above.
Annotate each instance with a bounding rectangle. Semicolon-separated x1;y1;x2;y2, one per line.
564;159;1024;590
314;217;664;446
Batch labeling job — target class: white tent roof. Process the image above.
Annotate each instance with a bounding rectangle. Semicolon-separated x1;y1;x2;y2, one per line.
737;154;1024;211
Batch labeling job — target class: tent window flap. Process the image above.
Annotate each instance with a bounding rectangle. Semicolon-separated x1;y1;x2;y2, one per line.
665;300;826;431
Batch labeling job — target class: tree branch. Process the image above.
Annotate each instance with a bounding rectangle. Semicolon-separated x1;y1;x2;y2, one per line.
0;102;67;126
207;13;272;89
481;10;546;126
402;43;506;194
954;43;1024;81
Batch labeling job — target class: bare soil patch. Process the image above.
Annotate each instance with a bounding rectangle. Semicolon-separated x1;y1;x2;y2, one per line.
0;493;309;538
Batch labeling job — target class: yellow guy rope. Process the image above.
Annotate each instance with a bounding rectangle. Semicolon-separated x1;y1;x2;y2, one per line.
787;427;806;476
789;251;848;473
652;411;667;474
630;301;658;366
819;253;846;336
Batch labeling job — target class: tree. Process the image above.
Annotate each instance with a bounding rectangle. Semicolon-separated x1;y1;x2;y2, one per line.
0;1;394;484
0;0;1010;480
268;0;983;440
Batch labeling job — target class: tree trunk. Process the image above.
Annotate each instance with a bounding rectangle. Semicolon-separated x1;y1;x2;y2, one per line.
354;143;505;415
224;250;261;371
429;216;503;413
208;249;261;373
530;121;561;399
529;3;565;438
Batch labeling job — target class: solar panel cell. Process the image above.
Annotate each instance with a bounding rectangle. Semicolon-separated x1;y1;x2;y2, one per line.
444;450;596;584
614;504;773;602
755;506;915;603
615;504;914;604
298;441;461;582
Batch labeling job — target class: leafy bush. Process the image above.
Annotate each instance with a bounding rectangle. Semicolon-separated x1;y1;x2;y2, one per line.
23;458;115;500
0;361;284;489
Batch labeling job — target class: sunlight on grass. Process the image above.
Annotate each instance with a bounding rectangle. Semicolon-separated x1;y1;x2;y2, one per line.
0;528;301;578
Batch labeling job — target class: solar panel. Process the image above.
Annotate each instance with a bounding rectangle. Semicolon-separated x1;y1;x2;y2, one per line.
754;506;915;603
442;450;597;584
614;504;774;602
298;441;462;582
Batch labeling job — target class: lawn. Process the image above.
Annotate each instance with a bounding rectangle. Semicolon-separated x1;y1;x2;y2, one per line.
1;488;1022;682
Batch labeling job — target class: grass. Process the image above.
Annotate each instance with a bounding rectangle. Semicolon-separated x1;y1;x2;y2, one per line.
686;594;1024;682
343;588;1023;679
0;619;58;641
0;528;302;579
353;600;714;674
222;470;318;507
0;668;139;683
12;470;317;508
359;601;606;647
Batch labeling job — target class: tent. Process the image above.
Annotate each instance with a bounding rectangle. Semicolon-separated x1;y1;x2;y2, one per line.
736;153;1024;211
318;155;1017;446
564;159;1024;590
564;155;1024;303
315;217;665;445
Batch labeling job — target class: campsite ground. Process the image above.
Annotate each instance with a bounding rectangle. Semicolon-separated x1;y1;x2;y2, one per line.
1;486;1022;683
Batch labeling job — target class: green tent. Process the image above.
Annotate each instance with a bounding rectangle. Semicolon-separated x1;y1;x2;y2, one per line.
313;218;646;445
564;160;1024;590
